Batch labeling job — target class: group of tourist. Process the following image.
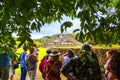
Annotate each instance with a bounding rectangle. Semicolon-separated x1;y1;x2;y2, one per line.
39;44;120;80
19;44;39;80
0;43;39;80
0;43;120;80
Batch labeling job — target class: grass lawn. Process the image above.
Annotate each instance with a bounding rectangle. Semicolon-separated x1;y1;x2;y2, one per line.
14;48;67;80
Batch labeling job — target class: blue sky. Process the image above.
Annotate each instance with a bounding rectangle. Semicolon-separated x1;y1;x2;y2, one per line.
31;16;80;39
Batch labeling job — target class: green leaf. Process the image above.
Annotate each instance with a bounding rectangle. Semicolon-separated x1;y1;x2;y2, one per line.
87;55;93;63
75;33;80;40
73;29;80;33
31;22;36;30
60;21;73;33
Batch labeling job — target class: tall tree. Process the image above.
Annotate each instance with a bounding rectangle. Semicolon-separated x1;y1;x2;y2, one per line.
0;0;120;52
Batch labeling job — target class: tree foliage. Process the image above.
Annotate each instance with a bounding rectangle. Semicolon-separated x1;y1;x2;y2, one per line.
0;0;120;53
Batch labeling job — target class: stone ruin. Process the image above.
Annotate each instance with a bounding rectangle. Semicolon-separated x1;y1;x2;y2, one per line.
43;33;82;47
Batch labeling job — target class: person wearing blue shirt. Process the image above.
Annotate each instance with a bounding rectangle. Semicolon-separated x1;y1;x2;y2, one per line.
0;53;11;80
20;47;28;80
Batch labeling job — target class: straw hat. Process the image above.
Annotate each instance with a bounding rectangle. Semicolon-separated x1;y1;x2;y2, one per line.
49;50;61;56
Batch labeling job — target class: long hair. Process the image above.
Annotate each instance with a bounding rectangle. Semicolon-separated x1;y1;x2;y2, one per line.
110;51;120;79
30;48;34;54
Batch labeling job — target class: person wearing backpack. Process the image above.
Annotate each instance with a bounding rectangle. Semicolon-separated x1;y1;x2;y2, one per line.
39;48;52;79
61;43;102;80
26;48;38;80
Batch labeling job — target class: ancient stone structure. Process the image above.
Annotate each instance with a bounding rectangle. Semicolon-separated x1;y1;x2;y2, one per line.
43;33;82;47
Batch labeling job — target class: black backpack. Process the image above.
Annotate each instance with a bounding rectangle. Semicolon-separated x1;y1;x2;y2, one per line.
25;55;37;71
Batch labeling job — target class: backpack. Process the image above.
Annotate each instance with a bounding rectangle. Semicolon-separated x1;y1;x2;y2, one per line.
76;53;102;80
13;54;21;69
13;62;19;69
25;55;37;71
39;55;49;78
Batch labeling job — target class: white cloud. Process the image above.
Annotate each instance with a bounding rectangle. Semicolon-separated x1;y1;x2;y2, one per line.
40;22;61;36
31;32;45;39
31;17;80;39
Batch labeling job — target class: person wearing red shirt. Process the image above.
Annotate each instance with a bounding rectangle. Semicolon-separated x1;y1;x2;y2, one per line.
44;50;62;80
